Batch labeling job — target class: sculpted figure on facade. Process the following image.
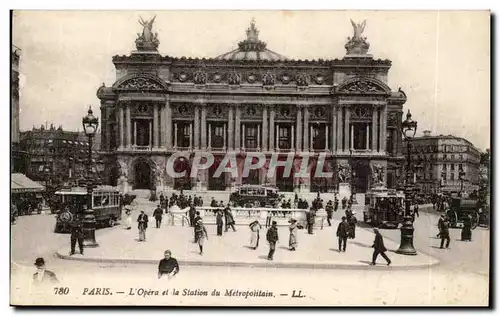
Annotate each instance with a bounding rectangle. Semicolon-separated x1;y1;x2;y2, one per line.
193;70;208;85
118;160;128;179
154;160;166;187
262;71;275;86
371;164;385;185
345;19;370;55
136;16;160;50
337;163;351;183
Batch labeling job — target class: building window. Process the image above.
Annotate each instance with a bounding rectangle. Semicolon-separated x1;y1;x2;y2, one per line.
443;154;447;160
175;123;191;148
451;164;455;171
450;172;455;181
459;154;463;160
278;125;291;149
352;123;370;150
211;124;224;148
244;124;258;149
312;124;326;150
387;132;394;154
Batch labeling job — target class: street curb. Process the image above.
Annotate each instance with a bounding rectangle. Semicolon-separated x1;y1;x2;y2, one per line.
55;251;439;271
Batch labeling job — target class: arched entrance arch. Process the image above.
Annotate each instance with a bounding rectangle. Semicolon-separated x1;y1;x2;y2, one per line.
133;158;155;190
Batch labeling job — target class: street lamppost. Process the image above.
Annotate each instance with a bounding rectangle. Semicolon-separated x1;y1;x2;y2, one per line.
458;165;466;197
396;110;417;255
82;106;99;248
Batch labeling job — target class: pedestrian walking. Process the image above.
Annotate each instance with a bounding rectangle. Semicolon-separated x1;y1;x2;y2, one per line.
439;216;451;249
266;221;279;260
137;210;148;242
437;214;445;238
124;209;132;229
347;211;358;239
224;205;236;232
196;220;209;255
157;250;179;279
216;209;224;236
413;204;420;218
461;215;473;241
342;197;347;209
70;215;84;255
336;216;349;252
371;228;391;266
307;209;316;234
326;200;334;226
249;220;262;249
153;204;163;228
288;218;298;251
334;197;339;212
33;257;59;285
188;205;196;227
193;211;202;243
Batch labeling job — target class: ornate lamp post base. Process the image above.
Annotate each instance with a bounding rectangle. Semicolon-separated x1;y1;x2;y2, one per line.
396;216;417;255
83;206;99;248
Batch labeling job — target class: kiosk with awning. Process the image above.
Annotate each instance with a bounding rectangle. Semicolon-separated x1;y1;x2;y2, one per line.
11;173;45;193
11;173;45;216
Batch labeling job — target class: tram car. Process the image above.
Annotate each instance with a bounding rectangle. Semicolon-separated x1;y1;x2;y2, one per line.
53;186;123;233
446;198;480;229
229;185;281;208
363;189;405;229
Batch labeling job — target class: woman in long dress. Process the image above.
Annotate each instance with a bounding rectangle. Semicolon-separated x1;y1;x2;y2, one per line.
196;220;209;255
289;219;298;251
249;220;262;250
124;209;132;230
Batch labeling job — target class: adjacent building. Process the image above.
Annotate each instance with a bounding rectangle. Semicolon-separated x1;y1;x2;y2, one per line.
403;130;481;195
97;18;408;193
11;45;26;173
20;125;103;186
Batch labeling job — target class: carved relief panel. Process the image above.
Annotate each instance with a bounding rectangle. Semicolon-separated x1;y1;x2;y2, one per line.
350;105;373;122
172;103;194;118
275;105;297;120
132;103;154;116
207;104;228;119
309;105;329;120
242;104;263;119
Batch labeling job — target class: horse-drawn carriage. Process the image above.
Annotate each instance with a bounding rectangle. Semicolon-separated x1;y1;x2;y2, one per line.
229;185;281;208
446;198;480;229
363;189;405;229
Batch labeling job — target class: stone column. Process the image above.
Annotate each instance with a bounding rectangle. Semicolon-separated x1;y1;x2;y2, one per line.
303;107;309;151
344;107;350;152
194;106;200;150
275;124;279;150
372;106;378;152
235;106;241;150
381;105;387;152
325;125;329;150
165;98;172;149
174;123;178;148
126;106;132;149
223;123;227;150
397;111;403;155
148;120;152;148
242;123;246;150
262;106;268;151
366;124;370;150
332;105;337;152
269;108;275;151
133;121;137;146
337;105;343;153
309;125;313;151
190;123;193;149
153;104;159;148
228;106;234;150
393;129;397;154
119;105;124;149
291;125;295;150
208;123;212;149
201;105;207;149
160;104;166;148
350;124;354;150
296;107;302;151
257;125;260;149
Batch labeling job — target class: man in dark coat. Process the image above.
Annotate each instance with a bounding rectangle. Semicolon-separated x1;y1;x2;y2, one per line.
334;197;339;212
157;250;179;279
193;211;202;243
336;216;349;252
307;209;316;234
216;209;224;236
413;204;420;218
266;221;279;260
326;200;334;226
371;228;391;266
342;197;348;209
33;257;59;285
437;214;445;238
70;215;84;255
137;210;148;242
188;205;196;228
210;197;218;207
439;216;451;249
347;212;358;239
224;206;236;232
153;205;163;229
461;215;473;241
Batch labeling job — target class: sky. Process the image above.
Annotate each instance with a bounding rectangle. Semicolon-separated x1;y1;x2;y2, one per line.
12;10;490;150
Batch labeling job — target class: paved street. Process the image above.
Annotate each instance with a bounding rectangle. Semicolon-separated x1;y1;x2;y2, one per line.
10;204;490;306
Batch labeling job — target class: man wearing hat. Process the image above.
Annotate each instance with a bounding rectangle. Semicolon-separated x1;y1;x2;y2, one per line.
70;214;84;256
153;204;163;229
157;250;180;279
137;210;149;242
437;214;445;238
266;221;279;260
347;211;358;239
326;200;334;226
371;228;391;266
33;257;58;285
336;216;349;252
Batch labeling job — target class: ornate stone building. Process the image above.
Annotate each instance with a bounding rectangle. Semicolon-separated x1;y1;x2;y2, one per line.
97;18;407;193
